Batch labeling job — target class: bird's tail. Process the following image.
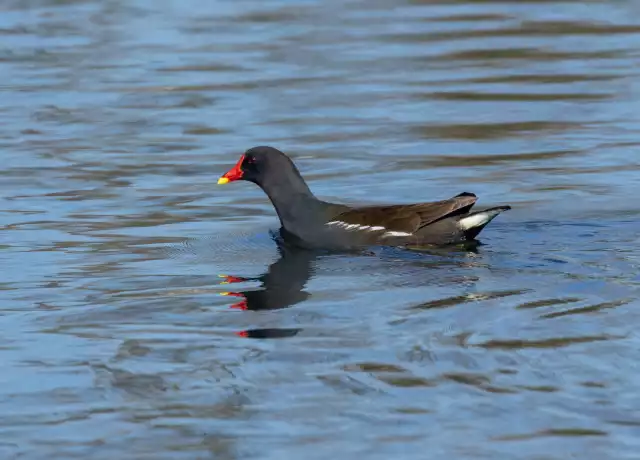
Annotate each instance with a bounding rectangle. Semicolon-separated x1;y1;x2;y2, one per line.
458;206;511;240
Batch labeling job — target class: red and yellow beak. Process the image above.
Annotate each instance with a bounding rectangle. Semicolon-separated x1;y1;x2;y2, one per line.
217;155;245;185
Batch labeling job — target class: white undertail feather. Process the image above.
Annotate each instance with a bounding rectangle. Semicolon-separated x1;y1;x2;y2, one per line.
458;209;504;230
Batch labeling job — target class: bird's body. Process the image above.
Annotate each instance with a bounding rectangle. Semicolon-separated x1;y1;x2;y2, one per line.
218;146;510;249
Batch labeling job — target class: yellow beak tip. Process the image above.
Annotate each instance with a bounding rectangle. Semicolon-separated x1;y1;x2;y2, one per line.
217;177;230;185
219;292;230;296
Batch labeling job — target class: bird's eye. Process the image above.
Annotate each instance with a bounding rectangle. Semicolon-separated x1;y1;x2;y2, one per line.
245;156;256;164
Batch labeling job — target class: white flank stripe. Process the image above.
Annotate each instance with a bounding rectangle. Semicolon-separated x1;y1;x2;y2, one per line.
459;213;490;230
382;231;412;237
326;221;387;232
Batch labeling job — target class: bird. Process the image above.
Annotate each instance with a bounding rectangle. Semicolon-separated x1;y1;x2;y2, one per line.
217;146;510;249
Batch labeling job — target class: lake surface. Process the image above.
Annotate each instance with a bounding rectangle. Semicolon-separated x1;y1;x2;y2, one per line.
1;0;640;458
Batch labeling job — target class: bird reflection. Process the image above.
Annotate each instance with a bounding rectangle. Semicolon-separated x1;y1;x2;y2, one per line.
219;241;317;311
218;233;319;338
236;328;301;339
219;231;483;339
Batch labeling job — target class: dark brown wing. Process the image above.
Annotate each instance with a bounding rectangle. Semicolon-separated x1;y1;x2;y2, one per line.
329;192;477;233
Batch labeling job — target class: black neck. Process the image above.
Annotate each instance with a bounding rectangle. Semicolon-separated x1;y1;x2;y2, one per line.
255;167;324;231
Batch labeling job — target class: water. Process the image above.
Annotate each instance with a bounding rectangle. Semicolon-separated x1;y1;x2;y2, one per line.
1;0;640;458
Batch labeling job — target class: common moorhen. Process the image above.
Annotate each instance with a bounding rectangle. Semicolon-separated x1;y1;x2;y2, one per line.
217;146;510;249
